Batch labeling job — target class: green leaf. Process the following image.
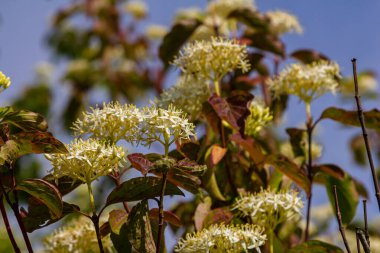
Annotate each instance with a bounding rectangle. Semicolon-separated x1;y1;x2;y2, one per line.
43;174;82;196
312;164;345;179
13;131;67;154
325;174;359;224
349;134;367;166
266;155;311;196
15;179;63;219
127;200;156;253
167;168;201;194
288;240;344;253
109;209;129;235
106;177;184;206
159;19;201;67
290;49;329;64
228;8;269;32
0;107;48;131
321;107;380;129
110;223;132;253
12;85;51;117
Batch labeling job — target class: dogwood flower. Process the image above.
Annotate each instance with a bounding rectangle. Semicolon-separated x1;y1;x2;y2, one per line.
154;75;210;120
72;102;142;144
207;0;256;18
233;189;303;229
268;61;341;104
45;138;125;183
175;223;266;253
267;10;303;35
0;71;11;93
172;37;250;82
123;0;147;20
44;216;114;253
245;100;273;137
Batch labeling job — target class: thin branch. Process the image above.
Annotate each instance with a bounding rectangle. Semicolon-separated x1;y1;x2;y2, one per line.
352;58;380;210
356;228;361;253
363;200;370;247
156;171;168;253
357;228;371;253
332;185;351;253
304;116;313;241
0;196;21;253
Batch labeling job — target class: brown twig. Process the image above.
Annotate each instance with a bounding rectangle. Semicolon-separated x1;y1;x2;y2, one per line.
356;228;362;253
332;185;351;253
304;112;314;241
363;200;370;247
156;171;168;253
352;58;380;210
0;196;21;253
357;228;371;253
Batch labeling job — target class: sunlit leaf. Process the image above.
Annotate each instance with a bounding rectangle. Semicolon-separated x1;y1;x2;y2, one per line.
321;107;380;129
288;240;344;253
109;209;128;235
0;107;48;131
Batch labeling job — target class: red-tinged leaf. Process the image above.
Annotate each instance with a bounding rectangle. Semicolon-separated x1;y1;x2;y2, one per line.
312;164;345;179
12;131;67;154
0;107;48;132
149;208;182;227
349;134;367;166
290;49;329;64
159;19;201;67
320;107;380;129
325;174;359;224
177;141;200;161
109;209;128;235
230;133;265;165
228;8;270;32
106;177;184;206
22;198;79;232
286;128;307;158
176;158;207;175
289;240;344;253
15;179;63;219
127;200;156;253
226;91;254;135
266;155;311;197
203;207;233;228
246;32;285;57
202;101;221;133
209;94;239;130
207;144;227;168
194;197;212;231
100;222;111;238
43;174;82;196
127;153;153;176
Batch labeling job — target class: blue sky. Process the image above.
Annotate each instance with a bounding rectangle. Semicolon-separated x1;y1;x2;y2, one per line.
1;0;380;249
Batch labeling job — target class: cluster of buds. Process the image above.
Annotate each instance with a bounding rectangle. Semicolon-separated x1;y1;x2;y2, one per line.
0;71;11;93
266;10;303;35
244;100;273;137
175;223;266;253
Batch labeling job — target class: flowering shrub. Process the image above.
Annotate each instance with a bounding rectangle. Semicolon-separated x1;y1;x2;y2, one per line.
1;0;380;253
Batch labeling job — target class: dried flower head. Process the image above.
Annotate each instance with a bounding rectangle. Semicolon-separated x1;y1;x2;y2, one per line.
44;216;113;253
154;75;210;120
245;100;273;137
45;139;125;183
0;71;11;93
123;0;147;20
145;24;168;40
268;61;341;104
267;10;303;35
172;37;250;82
140;105;195;147
233;189;304;229
174;223;266;253
207;0;256;18
72;102;142;143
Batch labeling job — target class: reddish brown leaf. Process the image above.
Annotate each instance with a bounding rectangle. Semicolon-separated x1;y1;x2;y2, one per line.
312;164;345;179
208;94;239;130
203;208;233;228
290;49;329;64
109;209;128;235
194;198;212;231
230;133;265;165
127;153;153;176
207;144;227;168
149;208;182;227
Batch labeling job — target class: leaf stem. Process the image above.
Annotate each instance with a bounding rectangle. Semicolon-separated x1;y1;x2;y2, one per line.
363;200;370;247
0;196;21;253
214;80;221;96
357;228;371;253
351;58;380;211
304;103;313;242
156;171;168;253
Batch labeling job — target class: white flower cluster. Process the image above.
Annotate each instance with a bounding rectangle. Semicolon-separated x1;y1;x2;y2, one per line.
72;102;142;144
45;139;125;183
0;71;11;93
123;0;147;20
172;37;250;82
207;0;256;18
268;61;341;104
233;189;303;229
267;10;303;35
44;216;114;253
174;223;266;253
154;76;210;120
244;100;273;137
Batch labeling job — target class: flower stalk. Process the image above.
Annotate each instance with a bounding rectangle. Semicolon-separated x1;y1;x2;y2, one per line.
0;196;20;253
